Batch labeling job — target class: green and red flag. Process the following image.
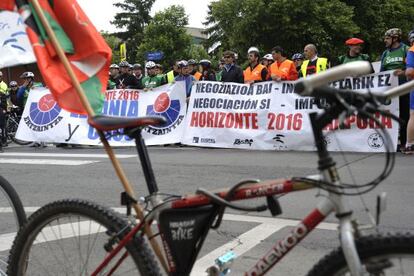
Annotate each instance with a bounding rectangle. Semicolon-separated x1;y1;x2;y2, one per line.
2;0;111;115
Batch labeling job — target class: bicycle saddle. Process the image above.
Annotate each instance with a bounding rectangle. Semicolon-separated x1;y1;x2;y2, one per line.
88;114;166;131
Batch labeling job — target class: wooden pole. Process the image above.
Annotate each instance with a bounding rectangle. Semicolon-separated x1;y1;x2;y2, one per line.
29;0;168;271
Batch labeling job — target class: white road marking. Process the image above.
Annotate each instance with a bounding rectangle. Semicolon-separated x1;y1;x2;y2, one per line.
191;214;337;275
0;153;136;159
0;159;98;165
0;221;106;252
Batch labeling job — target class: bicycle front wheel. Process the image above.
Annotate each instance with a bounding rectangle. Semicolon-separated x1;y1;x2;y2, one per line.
7;199;161;276
0;175;26;275
307;233;414;276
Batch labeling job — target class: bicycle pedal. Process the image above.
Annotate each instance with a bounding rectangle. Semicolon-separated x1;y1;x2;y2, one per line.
206;250;236;276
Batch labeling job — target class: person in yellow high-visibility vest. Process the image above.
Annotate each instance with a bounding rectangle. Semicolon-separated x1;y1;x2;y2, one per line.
299;44;329;78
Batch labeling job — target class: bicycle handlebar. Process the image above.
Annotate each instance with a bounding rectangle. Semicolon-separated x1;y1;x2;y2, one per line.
294;61;373;96
383;78;414;99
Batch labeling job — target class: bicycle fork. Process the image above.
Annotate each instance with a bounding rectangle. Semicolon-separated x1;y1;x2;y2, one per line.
325;175;365;276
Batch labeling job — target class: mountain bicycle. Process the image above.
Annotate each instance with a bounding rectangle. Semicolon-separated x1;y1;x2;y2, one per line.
0;175;27;276
7;61;414;275
4;107;31;146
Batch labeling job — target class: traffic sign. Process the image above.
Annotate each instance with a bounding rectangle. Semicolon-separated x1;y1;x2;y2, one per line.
145;51;164;61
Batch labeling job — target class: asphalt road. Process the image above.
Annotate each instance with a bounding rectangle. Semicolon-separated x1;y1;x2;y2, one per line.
1;144;413;275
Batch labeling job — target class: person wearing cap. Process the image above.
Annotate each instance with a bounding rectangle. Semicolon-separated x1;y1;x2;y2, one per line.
244;47;268;84
115;61;140;89
175;60;196;100
269;46;298;81
337;38;370;65
292;53;304;73
142;61;167;90
188;59;202;81
381;28;410;151
299;44;329;78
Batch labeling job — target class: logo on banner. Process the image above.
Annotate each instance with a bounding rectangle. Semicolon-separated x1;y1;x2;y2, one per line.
272;134;287;150
145;92;184;135
23;94;63;132
367;133;384;149
234;138;254;146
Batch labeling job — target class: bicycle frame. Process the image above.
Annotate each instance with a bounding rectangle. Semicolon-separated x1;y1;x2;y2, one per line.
92;98;367;276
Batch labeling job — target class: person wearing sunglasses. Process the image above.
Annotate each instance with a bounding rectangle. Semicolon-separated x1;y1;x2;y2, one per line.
221;50;244;83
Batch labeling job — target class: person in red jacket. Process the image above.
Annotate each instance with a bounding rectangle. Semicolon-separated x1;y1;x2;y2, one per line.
269;46;298;81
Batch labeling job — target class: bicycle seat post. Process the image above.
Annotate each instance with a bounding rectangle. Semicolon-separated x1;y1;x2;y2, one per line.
132;128;159;194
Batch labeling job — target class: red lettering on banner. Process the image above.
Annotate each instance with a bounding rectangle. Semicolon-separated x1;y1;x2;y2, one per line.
267;113;302;131
324;111;393;131
190;112;199;127
189;112;259;129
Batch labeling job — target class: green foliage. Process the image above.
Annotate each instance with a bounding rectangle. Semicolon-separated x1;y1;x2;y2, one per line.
205;0;414;63
188;44;210;62
136;5;192;69
111;0;155;62
101;32;122;63
205;0;358;63
341;0;414;60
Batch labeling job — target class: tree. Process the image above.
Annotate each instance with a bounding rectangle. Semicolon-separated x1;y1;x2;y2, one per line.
111;0;155;62
188;44;210;63
136;5;192;69
204;0;359;62
341;0;414;60
102;32;122;63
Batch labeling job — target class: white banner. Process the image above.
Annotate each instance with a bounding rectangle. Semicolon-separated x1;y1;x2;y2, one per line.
16;82;187;145
182;72;399;152
0;11;36;69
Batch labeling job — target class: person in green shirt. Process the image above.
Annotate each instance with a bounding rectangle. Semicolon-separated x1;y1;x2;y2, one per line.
337;38;370;65
380;28;410;151
141;61;167;90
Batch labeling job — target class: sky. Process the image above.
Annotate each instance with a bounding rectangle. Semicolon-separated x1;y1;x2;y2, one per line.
77;0;212;33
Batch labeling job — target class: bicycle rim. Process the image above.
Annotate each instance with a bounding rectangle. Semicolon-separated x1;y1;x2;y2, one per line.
0;177;26;275
7;200;156;275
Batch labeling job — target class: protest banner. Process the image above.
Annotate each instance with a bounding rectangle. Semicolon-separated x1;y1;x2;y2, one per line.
0;11;36;68
182;71;399;152
16;82;187;146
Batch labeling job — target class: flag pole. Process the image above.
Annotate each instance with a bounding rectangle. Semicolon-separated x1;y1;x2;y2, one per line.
29;0;168;271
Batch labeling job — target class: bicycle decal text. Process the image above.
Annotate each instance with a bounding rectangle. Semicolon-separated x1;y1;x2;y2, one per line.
170;219;195;241
247;223;308;275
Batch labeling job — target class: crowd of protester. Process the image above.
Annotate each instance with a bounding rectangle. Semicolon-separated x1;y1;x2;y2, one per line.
1;27;414;153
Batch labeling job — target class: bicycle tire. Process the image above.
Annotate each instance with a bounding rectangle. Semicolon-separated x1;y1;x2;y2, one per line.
0;175;27;276
7;199;161;276
6;116;31;146
307;232;414;276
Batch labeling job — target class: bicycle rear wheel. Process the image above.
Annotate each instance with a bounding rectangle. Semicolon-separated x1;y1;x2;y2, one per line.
307;233;414;276
7;199;161;276
0;175;27;276
6;115;31;146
